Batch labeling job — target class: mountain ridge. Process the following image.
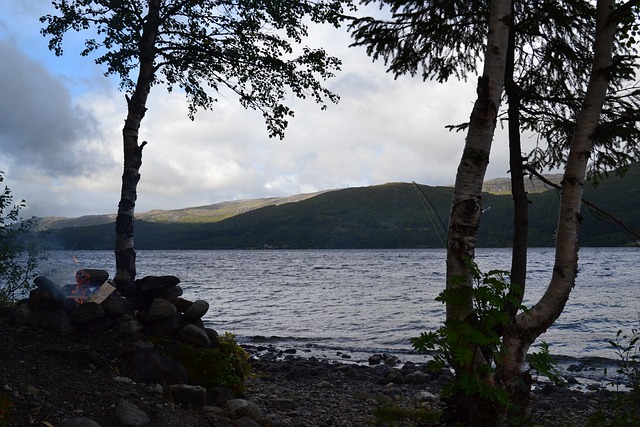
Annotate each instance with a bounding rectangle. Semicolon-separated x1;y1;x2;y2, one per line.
36;191;329;229
40;163;640;249
38;174;564;230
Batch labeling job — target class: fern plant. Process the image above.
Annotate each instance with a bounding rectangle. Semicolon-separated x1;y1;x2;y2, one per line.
411;258;525;415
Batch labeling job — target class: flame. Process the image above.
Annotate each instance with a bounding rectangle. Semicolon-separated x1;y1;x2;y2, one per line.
71;269;90;304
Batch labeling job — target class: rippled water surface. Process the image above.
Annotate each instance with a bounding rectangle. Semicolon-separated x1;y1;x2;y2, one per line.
43;248;640;364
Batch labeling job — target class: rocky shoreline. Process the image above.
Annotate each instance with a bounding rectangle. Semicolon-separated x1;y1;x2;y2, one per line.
0;307;627;427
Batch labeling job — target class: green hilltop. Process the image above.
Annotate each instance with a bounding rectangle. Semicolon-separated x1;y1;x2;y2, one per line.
41;164;640;250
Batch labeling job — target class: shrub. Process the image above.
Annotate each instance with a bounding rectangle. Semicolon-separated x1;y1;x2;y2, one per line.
589;329;640;426
162;332;250;394
0;172;44;304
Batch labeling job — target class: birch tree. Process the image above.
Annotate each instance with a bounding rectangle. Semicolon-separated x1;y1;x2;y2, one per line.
351;0;640;423
41;0;348;294
499;0;637;398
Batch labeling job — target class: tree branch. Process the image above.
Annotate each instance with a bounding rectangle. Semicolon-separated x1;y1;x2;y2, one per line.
524;165;640;240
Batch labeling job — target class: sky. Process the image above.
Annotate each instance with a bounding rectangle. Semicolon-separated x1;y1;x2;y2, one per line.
0;1;521;218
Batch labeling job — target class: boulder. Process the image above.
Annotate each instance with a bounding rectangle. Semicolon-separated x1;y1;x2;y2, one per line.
115;399;150;427
28;289;61;311
146;298;177;322
183;300;209;322
153;285;183;299
33;276;76;311
178;324;210;347
74;302;105;324
128;351;187;385
116;313;144;336
169;384;207;408
136;275;180;292
102;297;134;318
224;399;261;420
75;269;109;286
143;314;182;337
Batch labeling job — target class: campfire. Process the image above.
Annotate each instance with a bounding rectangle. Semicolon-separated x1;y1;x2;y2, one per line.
17;268;213;351
68;269;115;304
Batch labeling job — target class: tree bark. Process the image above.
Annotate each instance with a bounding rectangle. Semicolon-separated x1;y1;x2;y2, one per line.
446;0;511;326
443;6;511;424
114;0;161;295
505;2;528;317
497;0;618;394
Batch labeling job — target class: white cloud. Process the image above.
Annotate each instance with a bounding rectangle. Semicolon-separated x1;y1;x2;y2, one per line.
0;2;516;218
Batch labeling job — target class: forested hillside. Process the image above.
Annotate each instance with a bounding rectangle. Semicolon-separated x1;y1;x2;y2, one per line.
42;165;640;249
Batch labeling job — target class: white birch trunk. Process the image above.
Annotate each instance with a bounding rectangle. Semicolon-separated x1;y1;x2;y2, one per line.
446;0;511;324
113;0;161;294
498;0;619;389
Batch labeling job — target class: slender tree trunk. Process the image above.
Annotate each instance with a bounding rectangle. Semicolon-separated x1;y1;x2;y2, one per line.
497;0;618;396
443;2;511;423
113;0;161;295
505;3;528;316
446;0;511;327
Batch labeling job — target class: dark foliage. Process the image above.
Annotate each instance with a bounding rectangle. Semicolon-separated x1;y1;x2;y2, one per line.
43;164;640;250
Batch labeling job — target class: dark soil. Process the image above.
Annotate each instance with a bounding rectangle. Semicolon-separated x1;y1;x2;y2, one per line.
0;309;626;426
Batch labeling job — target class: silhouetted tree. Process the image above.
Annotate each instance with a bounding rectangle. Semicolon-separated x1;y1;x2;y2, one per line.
41;0;349;293
351;0;640;423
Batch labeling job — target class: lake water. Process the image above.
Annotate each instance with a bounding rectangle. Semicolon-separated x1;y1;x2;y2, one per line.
40;248;639;374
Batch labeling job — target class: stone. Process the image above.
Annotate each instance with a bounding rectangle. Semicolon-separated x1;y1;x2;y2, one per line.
168;297;193;313
136;275;180;292
75;269;109;286
153;285;183;299
23;309;74;333
115;399;150;427
13;300;30;325
119;340;154;357
232;417;261;427
74;302;105;324
169;384;207;408
75;317;114;335
224;399;261;420
101;297;134;317
205;328;220;347
143;314;182;337
116;313;144;336
564;374;579;384
58;417;102;427
33;276;76;311
400;360;416;372
206;386;235;406
146;298;177;322
387;370;404;384
128;351;188;385
183;299;210;322
0;305;16;323
178;324;210;347
28;289;60;311
415;391;438;402
384;356;400;367
114;376;134;384
404;370;429;384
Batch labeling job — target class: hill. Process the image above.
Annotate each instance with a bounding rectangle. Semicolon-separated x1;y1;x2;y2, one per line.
40;165;640;249
482;173;563;194
37;191;327;230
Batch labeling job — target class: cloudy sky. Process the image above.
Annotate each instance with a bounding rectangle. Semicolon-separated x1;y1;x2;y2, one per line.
0;1;519;218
